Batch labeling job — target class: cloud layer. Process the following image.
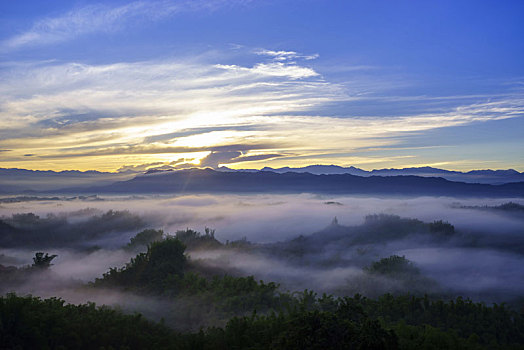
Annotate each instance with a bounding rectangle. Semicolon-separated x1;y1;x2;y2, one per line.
0;1;523;171
1;50;522;172
2;0;252;50
1;194;523;306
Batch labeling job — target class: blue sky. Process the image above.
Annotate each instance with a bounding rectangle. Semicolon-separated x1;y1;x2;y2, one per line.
1;0;523;171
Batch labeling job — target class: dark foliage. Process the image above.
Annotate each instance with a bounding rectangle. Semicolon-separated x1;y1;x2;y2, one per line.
125;228;164;251
2;292;523;349
175;228;222;249
428;220;455;235
0;293;180;350
2;220;524;349
95;237;187;290
362;293;524;348
94;238;287;319
32;252;57;268
0;210;145;248
365;255;420;277
88;237;524;348
267;214;459;269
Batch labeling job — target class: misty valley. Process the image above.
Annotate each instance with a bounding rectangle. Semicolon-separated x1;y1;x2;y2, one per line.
3;0;524;347
1;194;523;349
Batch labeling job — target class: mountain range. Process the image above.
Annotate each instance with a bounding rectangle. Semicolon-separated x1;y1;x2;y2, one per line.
219;165;524;184
1;165;523;195
0;167;135;193
58;168;524;197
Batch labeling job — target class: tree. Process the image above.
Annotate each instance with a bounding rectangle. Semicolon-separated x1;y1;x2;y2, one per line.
126;229;164;250
32;252;57;268
365;255;419;277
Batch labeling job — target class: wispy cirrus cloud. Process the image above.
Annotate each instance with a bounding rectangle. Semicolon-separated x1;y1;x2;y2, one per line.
255;49;319;61
2;0;252;50
215;62;319;80
0;47;522;171
0;49;339;169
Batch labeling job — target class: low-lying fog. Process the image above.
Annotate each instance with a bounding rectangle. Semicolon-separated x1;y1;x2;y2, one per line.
2;193;523;242
1;193;523;324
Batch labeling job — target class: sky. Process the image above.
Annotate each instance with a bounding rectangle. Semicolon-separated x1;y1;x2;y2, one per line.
0;0;523;172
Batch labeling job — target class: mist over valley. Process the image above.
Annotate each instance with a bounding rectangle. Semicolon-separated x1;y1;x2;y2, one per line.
2;194;523;304
2;0;524;346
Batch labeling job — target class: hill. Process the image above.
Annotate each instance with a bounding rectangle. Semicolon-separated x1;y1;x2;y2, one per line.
60;168;524;197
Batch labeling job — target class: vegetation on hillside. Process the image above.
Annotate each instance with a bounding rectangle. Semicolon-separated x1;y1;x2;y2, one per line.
1;213;524;349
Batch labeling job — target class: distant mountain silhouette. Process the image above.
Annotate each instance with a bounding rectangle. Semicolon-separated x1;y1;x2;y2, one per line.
2;165;523;193
0;167;135;192
219;165;524;184
59;168;524;197
260;165;369;176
